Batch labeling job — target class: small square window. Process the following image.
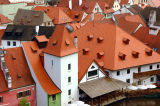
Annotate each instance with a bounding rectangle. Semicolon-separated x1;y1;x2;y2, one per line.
127;69;130;74
25;90;31;96
52;95;56;101
7;41;10;46
17;92;23;98
138;80;141;85
68;89;71;95
150;65;152;69
0;96;3;103
150;77;154;82
68;64;71;70
157;64;159;69
117;71;120;76
68;77;71;83
13;42;16;46
126;79;130;83
68;101;71;104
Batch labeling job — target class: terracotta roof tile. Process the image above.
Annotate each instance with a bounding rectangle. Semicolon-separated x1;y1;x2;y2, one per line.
35;35;49;42
44;25;78;57
0;68;9;92
0;29;5;44
0;14;12;24
33;6;73;24
4;47;35;89
22;41;61;95
0;0;10;4
70;22;160;81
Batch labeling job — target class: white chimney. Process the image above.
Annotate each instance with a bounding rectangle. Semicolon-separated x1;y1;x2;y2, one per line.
74;36;78;48
79;0;82;6
36;26;40;35
69;0;72;9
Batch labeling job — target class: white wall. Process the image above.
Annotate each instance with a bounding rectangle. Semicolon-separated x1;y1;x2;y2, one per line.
106;63;160;84
22;45;48;106
80;62;106;83
112;0;121;11
134;75;157;85
1;40;21;49
44;53;79;106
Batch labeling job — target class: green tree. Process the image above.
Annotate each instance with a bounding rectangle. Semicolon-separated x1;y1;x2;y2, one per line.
19;98;30;106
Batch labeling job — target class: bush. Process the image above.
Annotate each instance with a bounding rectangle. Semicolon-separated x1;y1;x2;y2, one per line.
19;98;30;106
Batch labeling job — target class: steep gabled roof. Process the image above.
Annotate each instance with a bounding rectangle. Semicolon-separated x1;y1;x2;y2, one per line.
44;25;78;57
70;22;160;81
22;41;61;95
0;14;11;24
33;6;73;24
0;68;9;92
4;47;35;89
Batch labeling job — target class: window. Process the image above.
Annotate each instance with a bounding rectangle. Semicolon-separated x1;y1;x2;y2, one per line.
68;77;71;83
17;92;23;98
88;70;98;77
68;64;71;70
150;77;154;82
51;60;53;67
157;64;159;69
117;71;120;76
138;67;141;73
150;65;152;70
138;80;142;85
126;79;130;83
52;95;56;101
7;41;10;46
68;89;71;95
127;69;130;74
68;101;71;104
0;97;2;103
25;90;31;96
13;42;16;46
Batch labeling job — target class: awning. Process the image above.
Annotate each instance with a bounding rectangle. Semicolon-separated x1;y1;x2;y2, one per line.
79;77;129;98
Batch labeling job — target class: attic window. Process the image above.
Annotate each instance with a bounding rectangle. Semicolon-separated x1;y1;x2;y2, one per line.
83;48;90;55
97;52;104;59
31;46;37;53
12;55;16;60
52;40;57;46
122;38;130;45
75;14;79;19
97;37;104;43
65;40;70;46
132;51;139;58
17;73;21;79
145;48;153;56
87;35;94;41
118;52;126;60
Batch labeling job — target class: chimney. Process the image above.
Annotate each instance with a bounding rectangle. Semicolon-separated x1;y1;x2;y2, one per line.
69;0;72;9
79;0;82;6
74;36;78;48
149;10;156;26
35;26;39;35
8;76;12;89
91;13;94;21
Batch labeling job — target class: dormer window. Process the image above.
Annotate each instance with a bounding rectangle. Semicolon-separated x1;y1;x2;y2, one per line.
118;52;126;60
52;40;57;46
122;38;130;45
31;46;37;53
97;37;104;43
97;52;104;59
74;14;79;19
132;51;139;58
65;40;70;46
87;35;94;41
88;70;98;78
145;48;153;56
83;48;90;55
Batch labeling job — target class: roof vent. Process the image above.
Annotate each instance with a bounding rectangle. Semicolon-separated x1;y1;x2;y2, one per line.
12;55;16;60
97;52;104;59
17;73;21;79
145;48;153;56
52;40;57;46
83;48;90;55
65;40;70;46
122;38;130;45
87;35;94;41
118;52;126;60
132;51;139;58
31;46;37;53
97;37;104;43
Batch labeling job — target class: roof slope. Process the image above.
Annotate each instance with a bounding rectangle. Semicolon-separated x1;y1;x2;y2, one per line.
0;68;9;92
34;6;73;24
4;47;35;89
0;14;11;24
70;22;160;81
0;0;10;4
22;41;61;95
44;25;78;57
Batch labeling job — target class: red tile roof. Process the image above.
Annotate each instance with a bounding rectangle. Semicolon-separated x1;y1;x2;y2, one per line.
44;25;78;57
4;47;35;89
0;14;12;24
33;6;74;24
22;41;61;95
0;29;5;44
70;22;160;81
0;0;10;4
0;68;9;92
35;35;49;42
